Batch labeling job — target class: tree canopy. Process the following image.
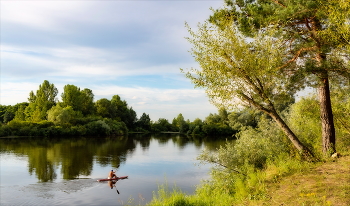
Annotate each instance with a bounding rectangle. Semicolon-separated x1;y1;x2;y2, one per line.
26;80;58;122
183;18;315;158
185;0;350;156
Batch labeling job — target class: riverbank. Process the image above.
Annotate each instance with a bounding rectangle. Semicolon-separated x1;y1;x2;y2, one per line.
249;155;350;206
147;155;350;206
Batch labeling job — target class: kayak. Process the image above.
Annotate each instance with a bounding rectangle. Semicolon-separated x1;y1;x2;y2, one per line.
97;176;128;182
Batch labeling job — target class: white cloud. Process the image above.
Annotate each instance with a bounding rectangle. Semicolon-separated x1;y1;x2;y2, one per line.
0;82;39;104
1;1;85;31
92;84;217;120
0;0;223;120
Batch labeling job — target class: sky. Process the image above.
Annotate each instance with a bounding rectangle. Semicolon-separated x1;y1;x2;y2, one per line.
0;0;225;121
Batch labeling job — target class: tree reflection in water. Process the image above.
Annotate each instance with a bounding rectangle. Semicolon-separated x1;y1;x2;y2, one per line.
0;134;228;182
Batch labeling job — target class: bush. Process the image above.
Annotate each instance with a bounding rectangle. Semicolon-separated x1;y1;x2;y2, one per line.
85;120;111;136
70;125;87;136
287;96;322;156
0;125;11;137
199;118;291;172
104;119;128;136
193;117;294;202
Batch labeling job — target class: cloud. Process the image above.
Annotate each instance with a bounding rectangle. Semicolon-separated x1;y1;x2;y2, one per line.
0;0;223;121
0;82;39;104
91;84;217;121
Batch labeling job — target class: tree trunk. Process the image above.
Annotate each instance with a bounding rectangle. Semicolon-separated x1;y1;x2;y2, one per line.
268;111;315;161
239;92;314;160
318;77;336;156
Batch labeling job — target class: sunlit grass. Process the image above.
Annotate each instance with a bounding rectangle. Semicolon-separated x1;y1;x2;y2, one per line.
144;155;350;206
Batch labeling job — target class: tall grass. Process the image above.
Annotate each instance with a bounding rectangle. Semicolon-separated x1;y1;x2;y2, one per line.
147;182;235;206
146;155;311;206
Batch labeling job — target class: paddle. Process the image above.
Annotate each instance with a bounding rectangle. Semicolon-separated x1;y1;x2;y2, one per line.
113;180;120;194
111;169;120;194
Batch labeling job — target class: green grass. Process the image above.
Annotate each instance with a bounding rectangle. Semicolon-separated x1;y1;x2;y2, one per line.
145;155;350;206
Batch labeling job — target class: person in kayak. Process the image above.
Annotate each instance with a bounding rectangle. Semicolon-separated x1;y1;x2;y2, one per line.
108;170;117;179
108;180;116;189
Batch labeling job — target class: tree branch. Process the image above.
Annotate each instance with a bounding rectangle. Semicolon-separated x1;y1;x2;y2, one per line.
206;159;247;176
271;0;286;8
238;91;272;114
277;46;317;70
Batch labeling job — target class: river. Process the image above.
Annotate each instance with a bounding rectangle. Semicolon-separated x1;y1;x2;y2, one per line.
0;134;227;205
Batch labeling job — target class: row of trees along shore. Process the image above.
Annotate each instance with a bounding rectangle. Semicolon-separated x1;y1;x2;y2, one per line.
0;80;259;138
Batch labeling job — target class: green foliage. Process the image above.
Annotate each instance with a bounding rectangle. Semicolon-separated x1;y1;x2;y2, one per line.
69;125;87;136
148;182;234;206
103;118;128;136
183;13;314;155
1;117;127;138
287;86;350;156
4;120;53;137
211;0;350;155
176;113;188;134
47;105;74;125
148;116;315;205
0;124;11;136
287;95;322;156
204;113;222;125
3;110;15;123
188;118;203;136
0;105;8;123
135;112;152;132
110;95;137;128
151;118;172;133
184;20;291;111
95;95;137;128
80;88;95;115
330;82;350;151
228;108;260;131
95;98;111;118
148;184;196;206
25;80;58;122
60;85;95;116
61;84;83;111
199;118;291;174
85;120;111;136
14;103;28;121
1;81;133;137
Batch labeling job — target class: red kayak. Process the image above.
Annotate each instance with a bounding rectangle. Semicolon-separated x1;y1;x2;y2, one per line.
97;176;128;182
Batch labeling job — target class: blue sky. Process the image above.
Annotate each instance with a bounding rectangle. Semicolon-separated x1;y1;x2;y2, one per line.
0;0;224;121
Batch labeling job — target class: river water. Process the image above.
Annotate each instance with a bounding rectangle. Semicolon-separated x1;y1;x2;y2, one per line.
0;134;227;206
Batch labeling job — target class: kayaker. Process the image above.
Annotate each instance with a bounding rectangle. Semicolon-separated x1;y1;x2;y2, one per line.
108;180;116;189
108;170;117;179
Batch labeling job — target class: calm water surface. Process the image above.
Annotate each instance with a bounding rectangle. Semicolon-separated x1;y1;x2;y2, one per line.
0;134;227;206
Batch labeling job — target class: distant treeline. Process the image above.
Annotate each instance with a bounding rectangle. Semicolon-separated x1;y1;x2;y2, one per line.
0;80;260;138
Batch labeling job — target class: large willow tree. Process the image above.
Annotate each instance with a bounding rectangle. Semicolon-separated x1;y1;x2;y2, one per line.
183;21;314;159
198;0;350;156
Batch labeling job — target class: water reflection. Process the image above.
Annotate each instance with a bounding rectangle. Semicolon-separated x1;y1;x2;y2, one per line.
0;135;227;183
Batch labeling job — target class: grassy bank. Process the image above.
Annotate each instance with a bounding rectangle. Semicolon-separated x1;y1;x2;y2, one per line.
146;155;350;206
245;155;350;206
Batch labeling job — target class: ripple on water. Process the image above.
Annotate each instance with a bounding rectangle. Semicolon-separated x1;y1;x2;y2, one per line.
2;179;103;206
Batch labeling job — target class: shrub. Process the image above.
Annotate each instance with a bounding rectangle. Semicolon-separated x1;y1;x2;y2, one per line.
287;96;322;156
104;119;128;136
85;120;111;136
70;125;87;136
0;125;11;137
